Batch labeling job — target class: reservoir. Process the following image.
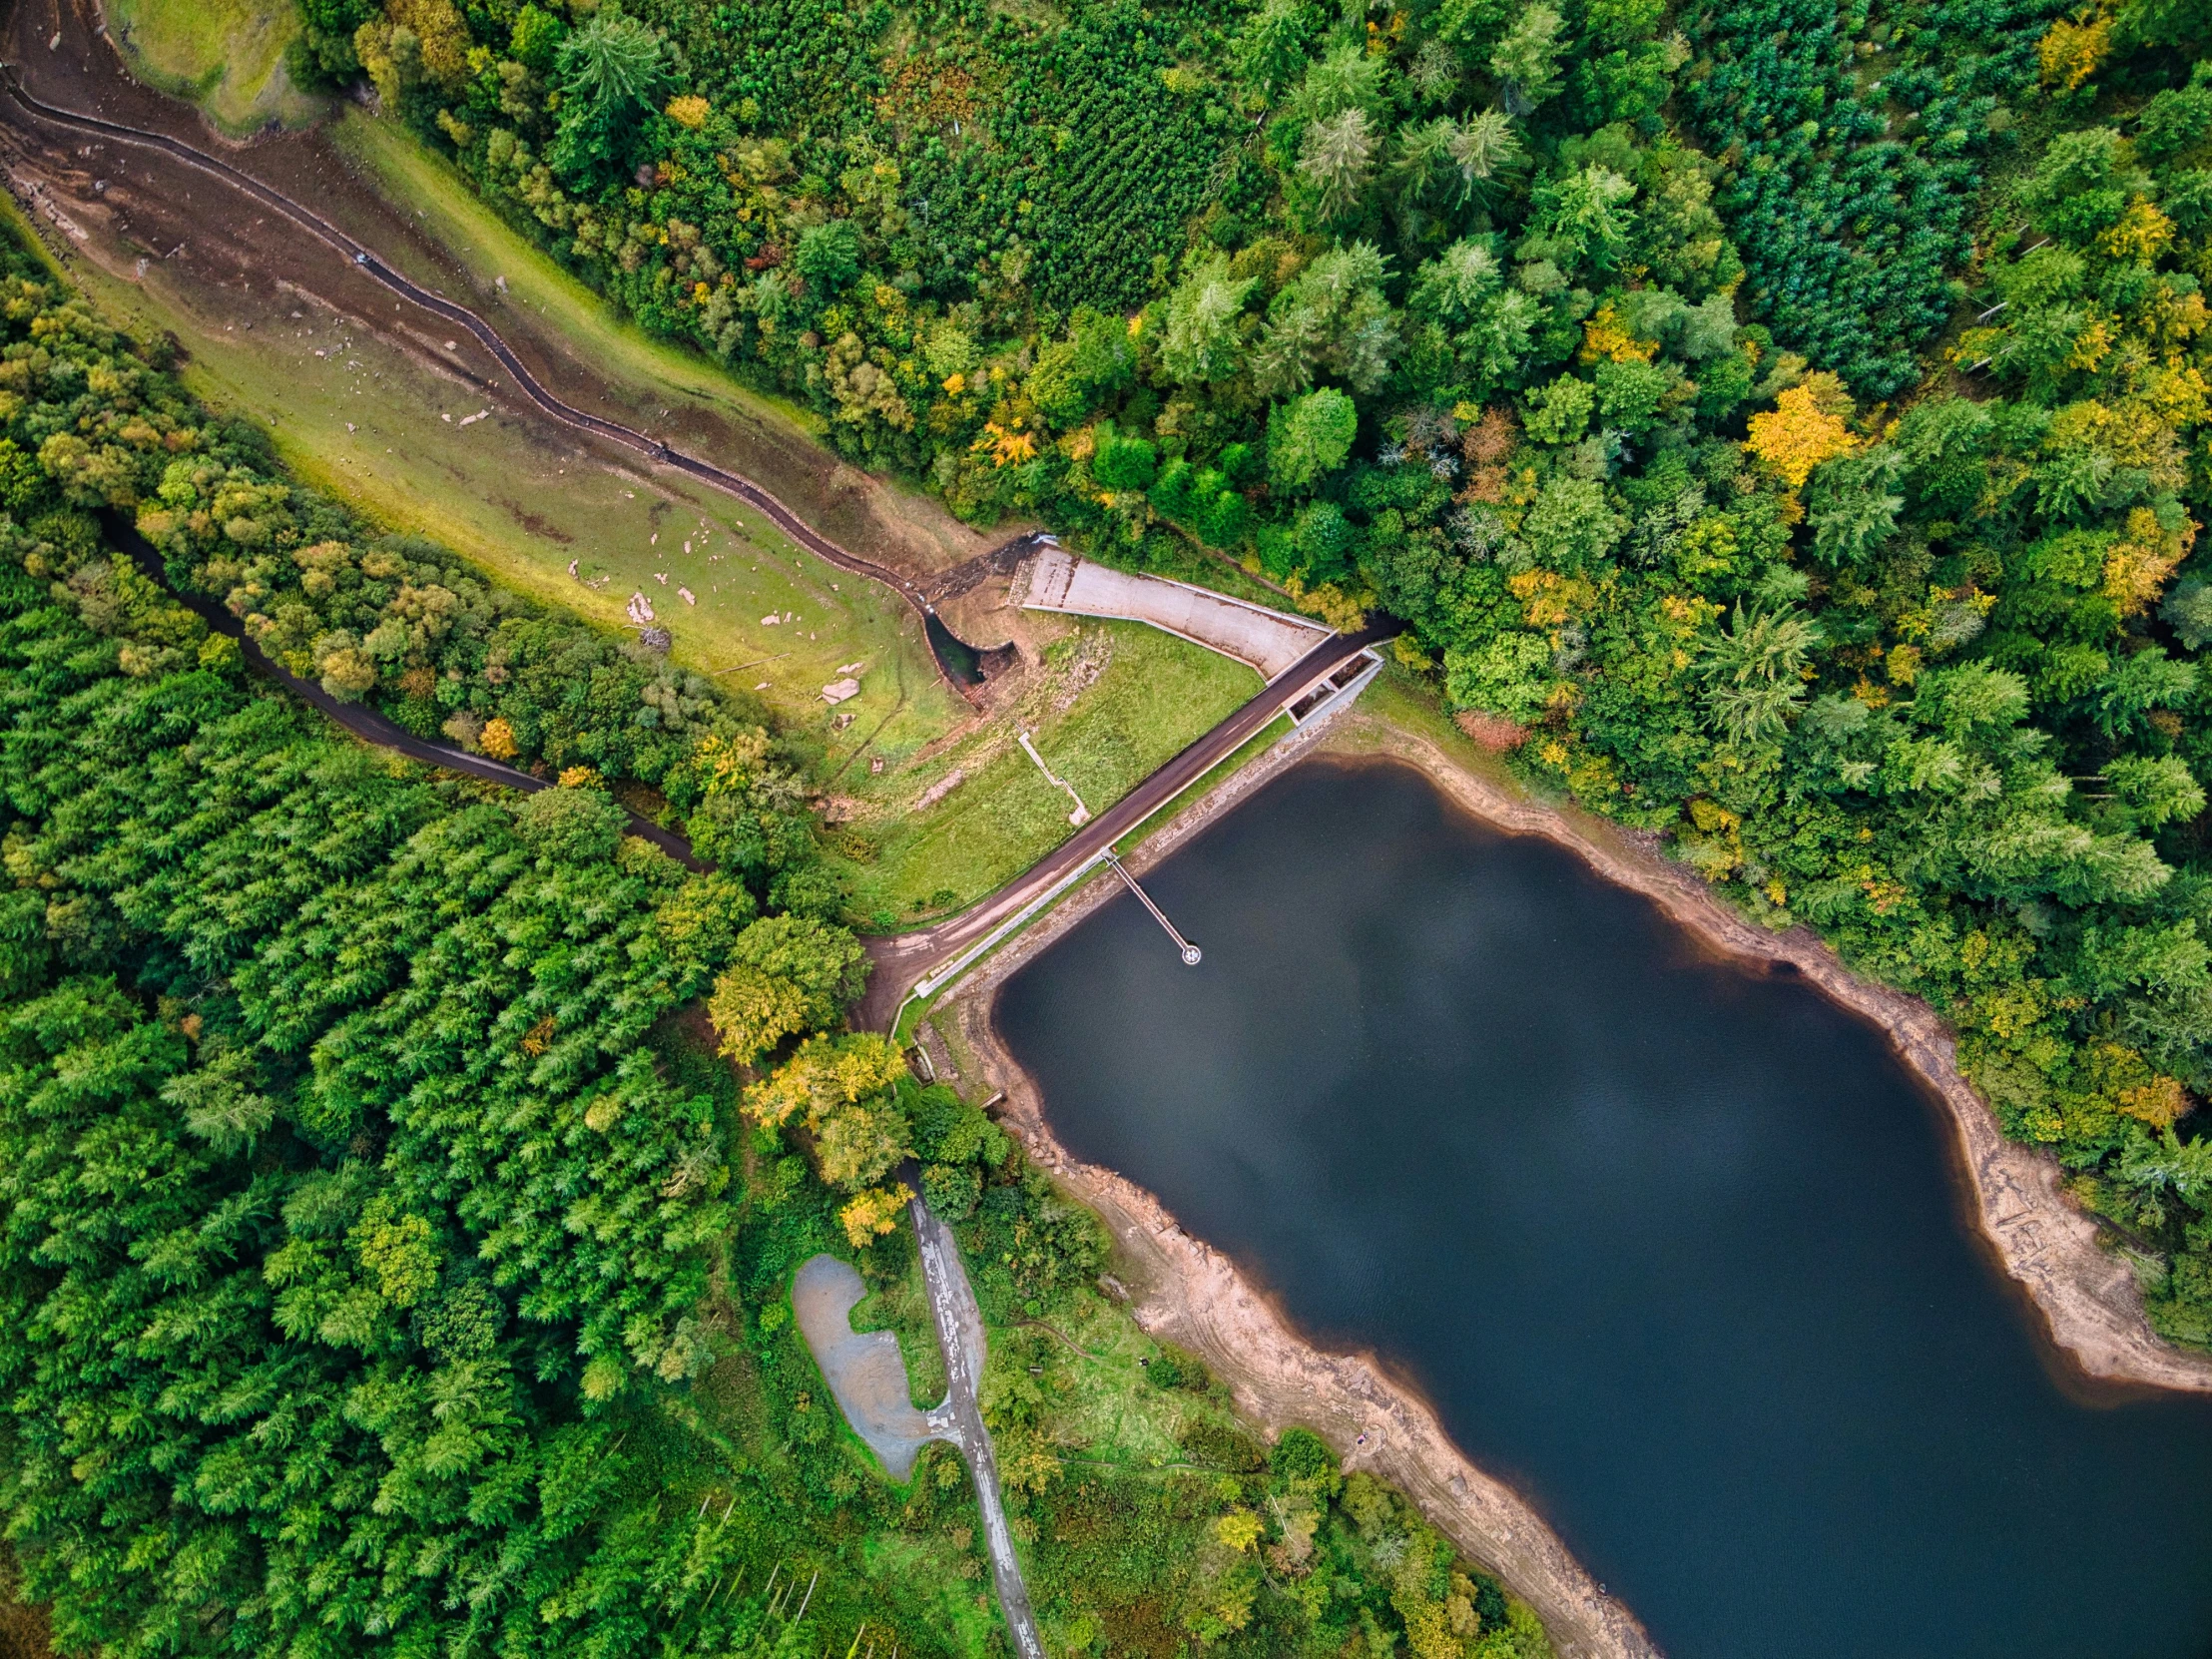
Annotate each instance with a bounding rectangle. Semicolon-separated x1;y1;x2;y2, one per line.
996;758;2212;1659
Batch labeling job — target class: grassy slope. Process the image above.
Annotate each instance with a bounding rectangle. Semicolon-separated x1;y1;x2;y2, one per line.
327;117;1277;916
835;621;1262;922
56;224;950;754
107;0;322;133
330;112;839;451
325;113;976;763
39;99;1261;923
142;108;1259;919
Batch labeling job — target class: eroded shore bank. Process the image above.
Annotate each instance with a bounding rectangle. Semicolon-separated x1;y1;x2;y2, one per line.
935;713;1664;1659
1327;716;2212;1399
931;689;2212;1658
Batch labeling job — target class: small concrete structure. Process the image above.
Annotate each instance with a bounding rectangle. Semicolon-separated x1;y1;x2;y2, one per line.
1014;544;1329;682
791;1255;944;1481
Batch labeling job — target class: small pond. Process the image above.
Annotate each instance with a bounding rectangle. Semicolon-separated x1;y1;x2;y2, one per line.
997;757;2212;1659
923;610;985;687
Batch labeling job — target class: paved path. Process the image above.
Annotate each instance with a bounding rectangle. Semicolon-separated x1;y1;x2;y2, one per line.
0;70;1038;698
858;621;1393;1027
908;1189;1046;1659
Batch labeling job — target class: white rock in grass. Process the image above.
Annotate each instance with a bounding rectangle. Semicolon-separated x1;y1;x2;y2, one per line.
821;678;861;705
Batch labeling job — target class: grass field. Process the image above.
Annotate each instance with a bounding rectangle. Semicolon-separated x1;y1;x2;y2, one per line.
832;621;1262;924
331;113;839;451
48;210;959;758
108;0;323;133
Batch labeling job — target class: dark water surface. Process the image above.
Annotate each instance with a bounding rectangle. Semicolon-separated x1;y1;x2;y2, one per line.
924;610;985;686
997;758;2212;1659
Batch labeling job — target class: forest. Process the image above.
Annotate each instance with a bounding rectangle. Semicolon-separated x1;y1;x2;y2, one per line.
0;227;1547;1654
12;0;2212;1641
280;0;2212;1349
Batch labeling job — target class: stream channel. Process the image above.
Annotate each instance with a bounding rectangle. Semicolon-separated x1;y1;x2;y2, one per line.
997;757;2212;1659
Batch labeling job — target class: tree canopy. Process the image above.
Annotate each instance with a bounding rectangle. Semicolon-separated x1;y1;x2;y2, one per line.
321;0;2212;1357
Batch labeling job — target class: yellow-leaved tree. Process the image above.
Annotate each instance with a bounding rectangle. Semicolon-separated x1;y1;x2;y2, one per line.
744;1033;911;1193
1745;372;1858;488
837;1183;914;1248
708;915;869;1066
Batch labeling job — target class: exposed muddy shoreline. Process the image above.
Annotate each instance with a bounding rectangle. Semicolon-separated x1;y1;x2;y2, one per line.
936;712;1664;1659
933;692;2212;1659
1321;718;2212;1399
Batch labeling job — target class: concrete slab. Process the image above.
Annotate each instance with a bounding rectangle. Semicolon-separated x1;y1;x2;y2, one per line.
1014;545;1329;681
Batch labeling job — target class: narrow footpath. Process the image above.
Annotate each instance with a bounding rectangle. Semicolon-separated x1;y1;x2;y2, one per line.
103;513;706;866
